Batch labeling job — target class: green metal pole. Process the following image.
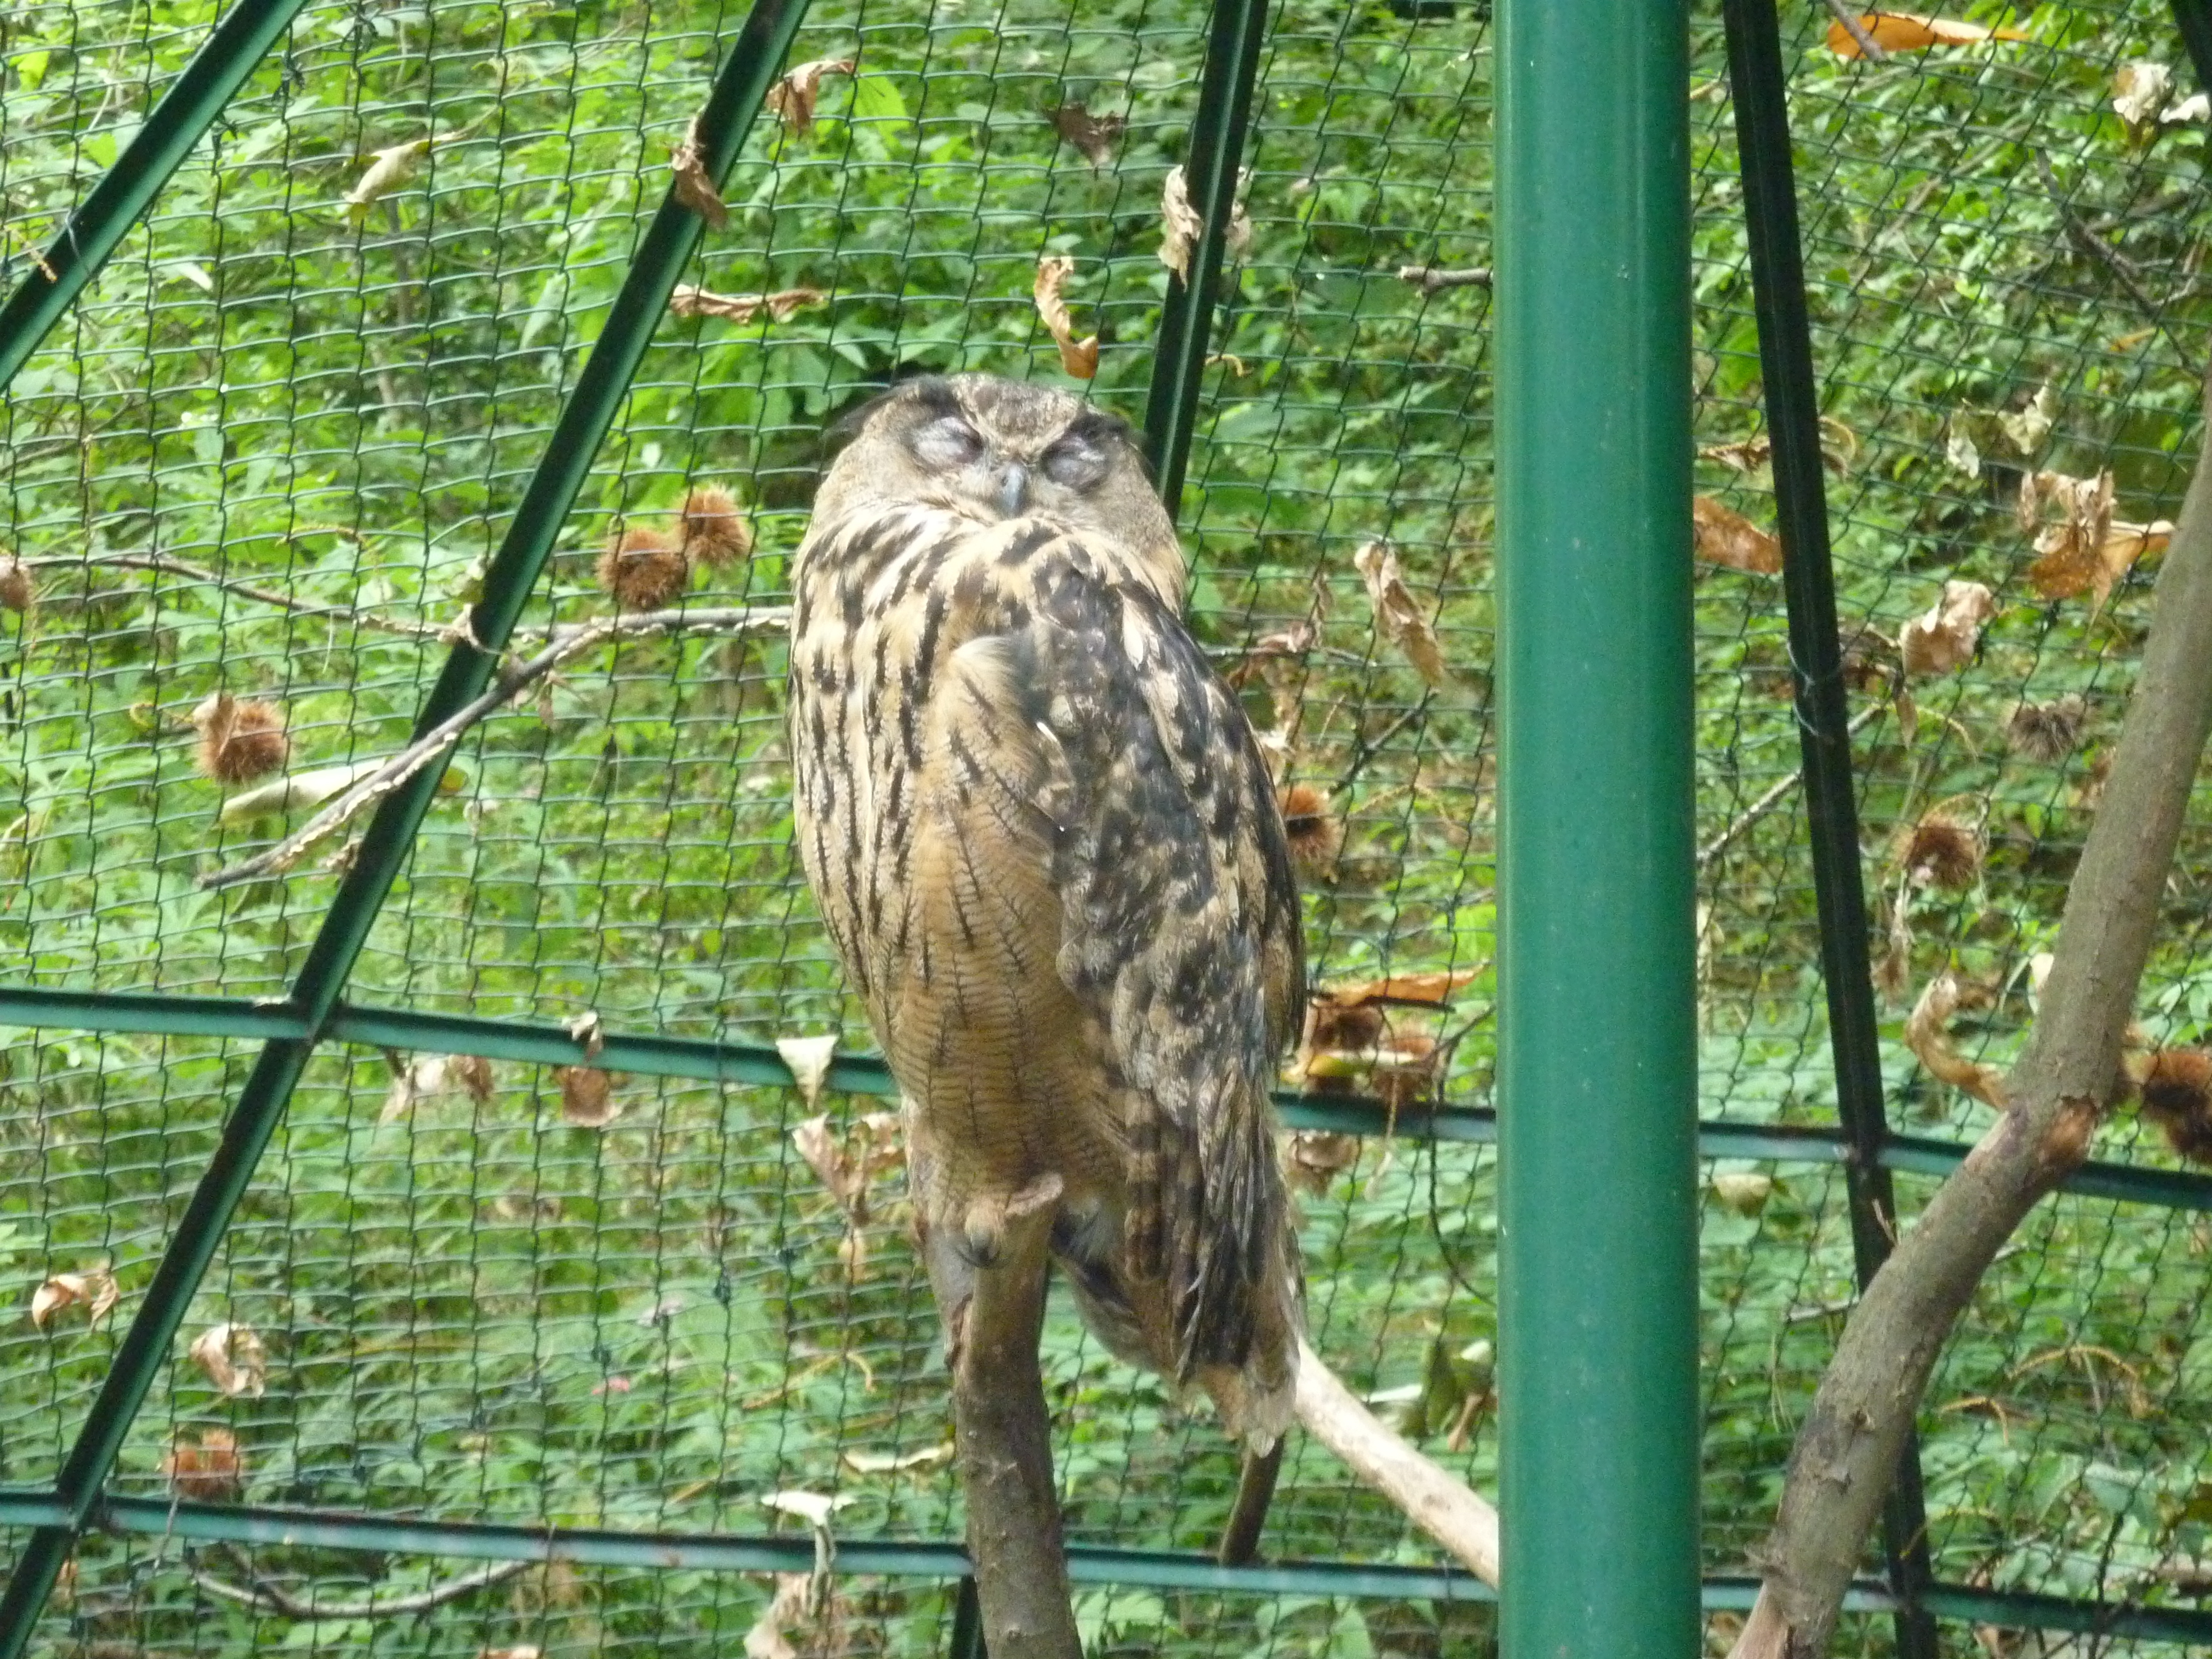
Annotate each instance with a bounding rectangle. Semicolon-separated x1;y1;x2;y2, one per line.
1494;0;1699;1654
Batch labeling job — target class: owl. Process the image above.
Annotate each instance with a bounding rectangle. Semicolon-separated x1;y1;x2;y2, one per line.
787;372;1305;1449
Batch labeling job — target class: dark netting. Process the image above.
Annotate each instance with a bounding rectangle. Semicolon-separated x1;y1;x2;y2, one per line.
5;0;2212;1653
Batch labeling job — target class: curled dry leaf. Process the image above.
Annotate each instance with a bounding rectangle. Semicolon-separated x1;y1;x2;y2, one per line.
1904;972;2007;1108
216;756;409;828
745;1570;851;1659
1293;968;1478;1096
775;1034;840;1110
1158;164;1252;283
791;1111;902;1224
842;1442;953;1473
1999;385;2055;457
669;115;729;230
1285;1130;1361;1195
1352;538;1453;688
0;553;32;614
2113;60;2174;137
565;1008;606;1058
2019;469;2170;616
1032;256;1099;380
162;1427;244;1501
1699;436;1771;473
670;286;828;326
1899;580;1996;675
557;1067;620;1127
1692;495;1782;575
192;692;290;785
453;1052;495;1103
1826;11;2031;59
766;59;856;135
345;138;431;222
1047;101;1125;167
30;1267;119;1329
189;1321;269;1399
1710;1171;1775;1216
381;1052;451;1124
762;1489;857;1530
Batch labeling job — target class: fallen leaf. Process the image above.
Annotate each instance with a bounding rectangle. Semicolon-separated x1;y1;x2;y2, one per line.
1692;495;1783;575
30;1267;119;1329
1699;436;1771;472
1032;255;1099;380
189;1322;269;1399
1825;11;2031;59
1998;385;2054;456
842;1443;954;1473
1285;1130;1360;1195
345;138;431;222
791;1112;902;1223
776;1035;840;1109
1945;426;1980;479
2113;60;2174;137
565;1009;605;1058
380;1053;444;1124
2021;469;2114;602
1318;968;1482;1008
557;1067;620;1127
669;285;827;325
161;1428;244;1500
766;59;856;135
1047;102;1124;167
1905;973;2006;1108
762;1490;857;1529
1898;580;1996;675
1158;164;1252;283
1352;539;1453;688
669;115;729;229
1710;1171;1774;1216
745;1578;808;1659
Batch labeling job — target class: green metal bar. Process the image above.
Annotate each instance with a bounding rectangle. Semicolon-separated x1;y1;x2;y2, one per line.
1494;0;1698;1652
1718;4;1940;1651
0;0;315;395
1139;0;1270;516
0;8;813;1652
0;987;304;1042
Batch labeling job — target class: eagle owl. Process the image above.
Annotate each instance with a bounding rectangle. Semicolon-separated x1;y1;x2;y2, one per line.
788;373;1304;1448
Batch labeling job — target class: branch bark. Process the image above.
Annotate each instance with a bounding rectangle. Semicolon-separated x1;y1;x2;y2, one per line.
1731;372;2212;1658
190;1555;527;1618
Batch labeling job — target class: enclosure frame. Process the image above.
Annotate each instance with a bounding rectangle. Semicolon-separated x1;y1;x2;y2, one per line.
3;0;2212;1652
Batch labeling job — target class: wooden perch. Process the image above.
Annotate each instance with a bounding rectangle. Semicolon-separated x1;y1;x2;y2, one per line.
191;1553;527;1618
1730;367;2212;1658
1294;1336;1501;1586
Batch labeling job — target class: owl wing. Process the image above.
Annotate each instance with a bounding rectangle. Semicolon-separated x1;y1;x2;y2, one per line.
954;524;1303;1381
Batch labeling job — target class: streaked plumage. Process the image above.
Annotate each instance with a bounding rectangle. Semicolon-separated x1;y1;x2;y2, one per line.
787;374;1304;1446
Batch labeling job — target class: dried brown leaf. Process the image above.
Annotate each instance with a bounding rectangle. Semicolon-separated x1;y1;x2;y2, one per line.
189;1321;269;1399
0;554;32;614
669;115;729;229
1826;11;2032;58
1047;102;1125;167
2113;61;2174;138
1692;495;1783;575
1352;538;1453;688
161;1428;244;1501
842;1442;954;1473
1698;436;1772;472
1319;968;1483;1008
1284;1130;1360;1195
1710;1171;1775;1216
345;138;431;221
766;59;856;135
1033;255;1099;379
1904;972;2007;1108
1899;580;1996;675
669;286;828;326
452;1053;495;1103
2022;469;2116;602
1158;164;1251;283
30;1267;119;1329
557;1067;620;1127
790;1111;901;1224
776;1034;839;1110
565;1009;606;1058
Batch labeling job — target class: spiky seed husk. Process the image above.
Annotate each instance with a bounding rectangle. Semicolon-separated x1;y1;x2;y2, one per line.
2141;1048;2212;1164
1278;782;1342;877
192;693;290;784
1902;813;1982;891
596;527;690;610
2006;694;2086;763
679;484;753;568
0;555;32;615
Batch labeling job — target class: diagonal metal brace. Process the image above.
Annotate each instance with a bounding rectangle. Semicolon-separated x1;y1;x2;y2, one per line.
0;4;811;1651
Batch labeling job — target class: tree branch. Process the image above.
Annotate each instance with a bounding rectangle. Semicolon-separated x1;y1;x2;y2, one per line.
1699;703;1885;870
1731;369;2212;1658
190;1557;527;1619
1293;1336;1501;1586
194;606;788;891
1396;265;1492;295
21;549;448;639
1820;0;1889;61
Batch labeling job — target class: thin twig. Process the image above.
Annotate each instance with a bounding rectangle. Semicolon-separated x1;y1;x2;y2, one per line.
2036;149;2171;333
1821;0;1889;61
1396;264;1491;295
1697;703;1885;870
191;1557;527;1619
195;605;789;891
20;550;445;640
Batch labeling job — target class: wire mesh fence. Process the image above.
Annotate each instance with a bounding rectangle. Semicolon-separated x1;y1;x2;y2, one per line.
5;0;2212;1653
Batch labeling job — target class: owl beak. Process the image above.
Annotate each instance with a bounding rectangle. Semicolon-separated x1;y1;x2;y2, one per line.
996;462;1030;517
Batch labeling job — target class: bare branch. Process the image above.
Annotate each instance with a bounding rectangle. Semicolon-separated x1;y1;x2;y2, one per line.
190;1558;527;1619
2037;150;2173;338
1731;367;2212;1658
1820;0;1889;61
1396;265;1492;295
20;549;446;639
1698;703;1885;869
195;606;789;891
1294;1336;1500;1586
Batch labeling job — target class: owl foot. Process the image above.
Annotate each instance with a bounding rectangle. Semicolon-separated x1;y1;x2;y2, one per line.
959;1173;1066;1267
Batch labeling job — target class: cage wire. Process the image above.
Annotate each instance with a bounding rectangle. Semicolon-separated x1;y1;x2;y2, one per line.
2;0;2212;1654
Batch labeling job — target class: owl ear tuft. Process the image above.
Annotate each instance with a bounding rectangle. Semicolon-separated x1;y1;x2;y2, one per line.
822;370;961;456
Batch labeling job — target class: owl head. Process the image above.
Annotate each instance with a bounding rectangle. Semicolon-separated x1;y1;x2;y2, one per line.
813;374;1184;598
